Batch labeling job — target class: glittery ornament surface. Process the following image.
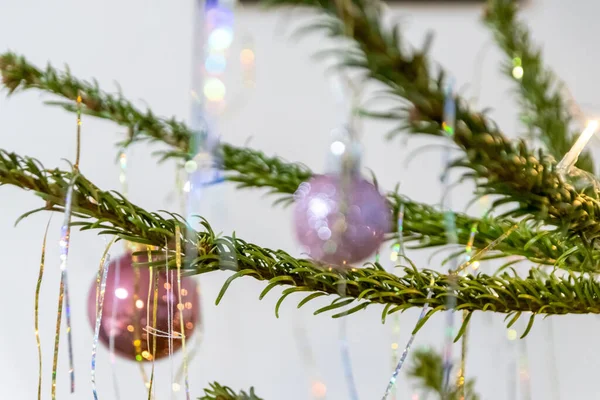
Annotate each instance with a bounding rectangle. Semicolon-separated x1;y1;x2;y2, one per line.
86;253;200;361
293;174;391;265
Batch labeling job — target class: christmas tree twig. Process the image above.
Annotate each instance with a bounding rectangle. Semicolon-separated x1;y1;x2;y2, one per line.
2;149;600;327
199;383;263;400
484;0;593;172
0;53;592;270
264;0;600;241
389;194;589;270
408;348;480;400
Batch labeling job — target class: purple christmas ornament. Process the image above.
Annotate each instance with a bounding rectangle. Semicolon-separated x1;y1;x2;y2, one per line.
293;174;391;265
87;252;200;361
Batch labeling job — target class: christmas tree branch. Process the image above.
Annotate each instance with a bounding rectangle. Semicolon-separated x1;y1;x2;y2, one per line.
199;351;482;400
0;51;313;202
2;149;600;327
484;0;594;173
1;52;591;270
199;383;263;400
408;348;480;400
265;0;600;241
393;195;588;270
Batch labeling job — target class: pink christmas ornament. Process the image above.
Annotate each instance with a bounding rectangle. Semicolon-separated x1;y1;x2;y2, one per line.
87;252;200;361
293;174;391;265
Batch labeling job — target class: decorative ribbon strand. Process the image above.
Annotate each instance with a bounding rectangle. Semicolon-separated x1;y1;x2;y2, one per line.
147;246;159;400
381;281;435;400
441;82;458;397
556;120;598;173
339;310;358;400
455;222;478;399
292;315;326;400
518;336;532;400
51;173;79;399
335;127;359;400
35;218;52;400
175;225;191;400
109;256;122;400
92;238;117;400
455;224;519;274
131;246;151;388
388;204;405;400
52;93;83;397
166;241;175;399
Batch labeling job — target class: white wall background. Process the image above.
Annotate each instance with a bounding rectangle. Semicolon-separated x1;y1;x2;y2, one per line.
1;0;599;399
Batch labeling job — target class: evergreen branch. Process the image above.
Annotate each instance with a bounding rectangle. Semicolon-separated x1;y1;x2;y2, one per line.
264;0;600;241
0;53;594;270
220;144;312;203
408;348;480;400
199;383;263;400
198;351;480;400
0;52;312;203
392;195;589;270
2;150;600;326
0;52;189;151
484;0;594;173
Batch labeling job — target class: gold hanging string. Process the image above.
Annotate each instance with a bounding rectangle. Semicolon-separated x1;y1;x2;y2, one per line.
34;217;52;400
147;246;159;400
175;225;191;399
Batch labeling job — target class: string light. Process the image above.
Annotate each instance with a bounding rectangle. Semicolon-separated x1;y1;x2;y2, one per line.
241;41;256;88
208;27;234;50
240;48;255;66
330;140;346;156
311;381;327;398
512;57;523;80
202;1;236;105
203;77;226;102
205;54;227;74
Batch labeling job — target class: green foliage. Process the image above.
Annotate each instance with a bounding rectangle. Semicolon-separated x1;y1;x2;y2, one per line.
484;0;594;173
2;149;600;327
0;52;189;152
0;1;599;394
390;194;591;271
199;383;263;400
264;0;600;243
0;52;311;204
198;351;482;400
2;51;597;271
1;0;596;396
408;348;480;400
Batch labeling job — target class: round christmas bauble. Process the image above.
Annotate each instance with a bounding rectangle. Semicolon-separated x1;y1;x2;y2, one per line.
293;174;391;265
87;252;200;361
